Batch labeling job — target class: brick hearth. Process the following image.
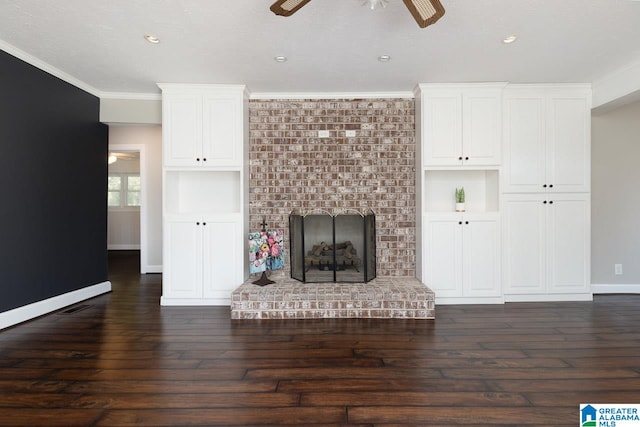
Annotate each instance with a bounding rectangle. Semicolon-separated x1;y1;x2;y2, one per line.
231;278;435;320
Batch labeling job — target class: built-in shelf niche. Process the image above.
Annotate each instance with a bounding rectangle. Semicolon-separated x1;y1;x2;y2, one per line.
165;170;241;215
424;169;499;213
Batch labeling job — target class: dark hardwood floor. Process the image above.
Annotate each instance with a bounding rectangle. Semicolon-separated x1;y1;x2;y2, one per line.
0;250;639;426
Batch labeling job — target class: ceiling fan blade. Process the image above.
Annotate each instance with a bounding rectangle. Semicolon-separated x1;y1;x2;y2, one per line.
402;0;445;28
270;0;312;17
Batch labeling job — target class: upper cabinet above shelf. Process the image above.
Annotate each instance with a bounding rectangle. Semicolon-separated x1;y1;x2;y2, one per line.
415;83;506;168
159;84;247;169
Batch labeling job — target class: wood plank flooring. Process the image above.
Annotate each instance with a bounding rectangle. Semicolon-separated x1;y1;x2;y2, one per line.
0;250;639;426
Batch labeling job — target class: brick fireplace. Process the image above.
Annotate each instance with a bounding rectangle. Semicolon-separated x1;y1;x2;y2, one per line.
231;97;434;319
248;98;416;277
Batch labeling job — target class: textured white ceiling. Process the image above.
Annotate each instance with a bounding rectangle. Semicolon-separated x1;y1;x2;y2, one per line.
1;0;640;95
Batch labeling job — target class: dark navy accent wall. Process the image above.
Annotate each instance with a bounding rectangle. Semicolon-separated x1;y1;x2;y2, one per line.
0;50;108;313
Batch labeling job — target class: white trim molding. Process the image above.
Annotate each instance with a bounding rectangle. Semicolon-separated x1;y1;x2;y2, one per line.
100;92;161;101
0;281;112;330
592;57;640;112
435;296;505;305
160;297;230;306
108;244;141;250
0;40;101;97
591;284;640;294
504;293;593;303
250;91;415;100
142;265;163;274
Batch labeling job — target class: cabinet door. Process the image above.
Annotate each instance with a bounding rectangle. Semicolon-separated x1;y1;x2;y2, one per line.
547;96;590;193
463;215;500;297
163;94;202;167
202;219;242;300
424;215;463;297
423;92;463;166
462;91;501;166
546;195;590;293
502;195;546;294
202;95;242;167
164;220;203;298
502;96;546;193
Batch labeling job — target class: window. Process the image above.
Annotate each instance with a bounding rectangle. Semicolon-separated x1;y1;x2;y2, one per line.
108;174;140;208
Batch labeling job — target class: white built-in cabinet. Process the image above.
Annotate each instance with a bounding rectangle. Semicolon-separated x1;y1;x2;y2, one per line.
502;87;590;193
164;216;242;301
159;84;249;306
502;193;590;299
424;213;501;303
415;83;504;304
416;83;591;304
162;88;244;168
420;84;504;167
501;85;592;301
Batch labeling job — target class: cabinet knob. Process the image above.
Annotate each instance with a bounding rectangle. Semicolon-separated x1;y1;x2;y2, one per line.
196;221;200;225
203;222;207;225
549;184;553;188
465;157;469;161
549;201;553;204
203;158;207;162
465;221;469;225
543;201;547;204
543;184;547;188
196;158;200;162
458;156;463;161
458;221;463;225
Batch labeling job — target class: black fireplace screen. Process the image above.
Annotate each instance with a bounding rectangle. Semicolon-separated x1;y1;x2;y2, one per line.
289;210;376;283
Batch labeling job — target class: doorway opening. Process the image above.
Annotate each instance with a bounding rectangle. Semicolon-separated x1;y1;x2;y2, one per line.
107;149;142;269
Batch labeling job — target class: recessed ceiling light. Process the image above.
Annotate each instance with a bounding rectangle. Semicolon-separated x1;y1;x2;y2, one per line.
502;34;518;44
144;34;160;44
378;55;391;62
274;56;288;63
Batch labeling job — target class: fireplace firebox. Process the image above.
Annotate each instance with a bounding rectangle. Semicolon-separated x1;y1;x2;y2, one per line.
289;210;376;283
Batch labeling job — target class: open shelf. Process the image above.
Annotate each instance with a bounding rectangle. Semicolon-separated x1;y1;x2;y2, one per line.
165;170;241;215
423;169;499;213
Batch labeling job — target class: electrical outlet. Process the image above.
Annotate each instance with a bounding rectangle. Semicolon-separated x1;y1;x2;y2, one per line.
318;130;330;138
615;264;623;275
345;130;356;137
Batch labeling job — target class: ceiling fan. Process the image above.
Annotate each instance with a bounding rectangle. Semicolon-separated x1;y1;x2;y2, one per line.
270;0;445;29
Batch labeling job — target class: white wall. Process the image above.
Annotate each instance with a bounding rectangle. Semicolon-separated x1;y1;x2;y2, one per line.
591;100;640;292
101;98;161;124
108;126;163;273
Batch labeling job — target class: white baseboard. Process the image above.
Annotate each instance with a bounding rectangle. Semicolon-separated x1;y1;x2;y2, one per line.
0;281;112;330
591;284;640;294
160;297;230;306
108;244;140;250
435;296;505;305
504;293;593;303
142;264;162;274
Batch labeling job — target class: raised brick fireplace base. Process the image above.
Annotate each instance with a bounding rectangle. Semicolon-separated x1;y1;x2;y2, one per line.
230;278;435;319
240;98;427;320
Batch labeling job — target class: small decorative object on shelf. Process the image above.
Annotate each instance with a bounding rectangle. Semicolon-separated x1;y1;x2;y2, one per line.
248;217;285;286
455;187;465;212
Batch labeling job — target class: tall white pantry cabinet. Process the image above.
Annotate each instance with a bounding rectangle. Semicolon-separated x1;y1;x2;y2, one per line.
416;83;592;304
502;85;591;301
159;84;249;305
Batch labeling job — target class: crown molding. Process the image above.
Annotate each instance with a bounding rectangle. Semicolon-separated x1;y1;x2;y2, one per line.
99;92;162;101
250;91;415;100
0;39;101;97
592;57;640;111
